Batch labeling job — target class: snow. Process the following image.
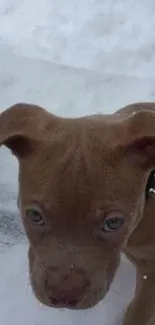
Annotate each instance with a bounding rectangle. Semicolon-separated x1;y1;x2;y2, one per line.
0;0;154;324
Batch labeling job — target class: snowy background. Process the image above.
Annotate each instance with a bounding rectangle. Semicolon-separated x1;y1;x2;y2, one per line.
1;0;155;324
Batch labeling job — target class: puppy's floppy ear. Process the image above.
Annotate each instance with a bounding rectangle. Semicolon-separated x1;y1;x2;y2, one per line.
121;103;155;169
0;103;49;157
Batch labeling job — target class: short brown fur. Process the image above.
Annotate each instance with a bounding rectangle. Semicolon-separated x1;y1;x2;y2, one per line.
1;102;155;324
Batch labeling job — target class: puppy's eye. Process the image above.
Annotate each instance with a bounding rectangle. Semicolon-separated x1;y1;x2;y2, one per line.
26;206;44;226
101;212;125;233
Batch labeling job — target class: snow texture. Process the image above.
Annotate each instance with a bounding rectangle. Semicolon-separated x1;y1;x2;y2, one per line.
0;0;154;324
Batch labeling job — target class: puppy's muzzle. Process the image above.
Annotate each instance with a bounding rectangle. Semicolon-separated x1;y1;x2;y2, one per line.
44;267;90;308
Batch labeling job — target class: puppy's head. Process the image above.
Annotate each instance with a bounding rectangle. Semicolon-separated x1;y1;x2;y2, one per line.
1;102;155;309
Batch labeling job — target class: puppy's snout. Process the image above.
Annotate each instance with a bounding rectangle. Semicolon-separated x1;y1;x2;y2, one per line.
45;267;89;307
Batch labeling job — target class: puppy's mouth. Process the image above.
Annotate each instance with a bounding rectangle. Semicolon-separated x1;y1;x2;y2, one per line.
47;296;100;310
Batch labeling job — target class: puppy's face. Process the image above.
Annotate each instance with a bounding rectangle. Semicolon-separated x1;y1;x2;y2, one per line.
18;129;148;309
0;103;155;310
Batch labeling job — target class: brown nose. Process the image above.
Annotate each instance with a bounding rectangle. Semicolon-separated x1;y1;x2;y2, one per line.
45;267;89;307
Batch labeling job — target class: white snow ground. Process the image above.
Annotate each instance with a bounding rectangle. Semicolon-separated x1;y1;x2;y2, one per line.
0;0;155;324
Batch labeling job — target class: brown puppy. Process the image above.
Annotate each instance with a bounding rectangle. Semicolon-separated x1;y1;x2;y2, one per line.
1;102;155;325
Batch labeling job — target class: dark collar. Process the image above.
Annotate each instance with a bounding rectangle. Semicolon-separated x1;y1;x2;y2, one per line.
146;170;155;200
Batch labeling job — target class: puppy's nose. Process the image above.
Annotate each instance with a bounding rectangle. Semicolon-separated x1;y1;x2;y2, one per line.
45;268;89;307
49;287;84;307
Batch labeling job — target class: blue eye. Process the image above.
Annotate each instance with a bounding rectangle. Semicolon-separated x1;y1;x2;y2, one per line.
102;212;125;233
26;206;44;226
103;217;124;232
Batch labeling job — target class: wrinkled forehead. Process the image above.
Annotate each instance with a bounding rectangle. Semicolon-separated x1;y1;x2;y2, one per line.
19;113;148;216
19;133;110;197
19;143;92;206
18;131;142;216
